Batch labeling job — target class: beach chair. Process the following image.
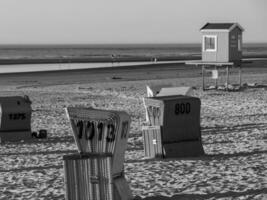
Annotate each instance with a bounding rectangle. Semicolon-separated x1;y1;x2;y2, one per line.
64;107;132;200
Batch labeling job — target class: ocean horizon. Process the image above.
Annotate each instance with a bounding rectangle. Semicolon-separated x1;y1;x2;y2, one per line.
0;43;267;60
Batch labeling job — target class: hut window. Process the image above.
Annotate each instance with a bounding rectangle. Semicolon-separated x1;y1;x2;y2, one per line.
203;35;217;52
238;34;242;51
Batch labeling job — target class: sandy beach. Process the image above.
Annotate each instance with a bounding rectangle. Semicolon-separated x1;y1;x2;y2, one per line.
0;61;267;199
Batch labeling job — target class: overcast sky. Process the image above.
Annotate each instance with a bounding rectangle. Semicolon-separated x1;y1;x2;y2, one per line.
0;0;266;44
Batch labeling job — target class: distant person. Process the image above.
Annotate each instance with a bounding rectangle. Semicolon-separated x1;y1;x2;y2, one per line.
111;54;116;64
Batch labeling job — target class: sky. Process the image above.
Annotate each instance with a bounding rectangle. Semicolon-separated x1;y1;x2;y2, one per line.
0;0;266;44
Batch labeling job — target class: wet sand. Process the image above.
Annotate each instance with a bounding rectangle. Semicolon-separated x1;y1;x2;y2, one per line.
1;60;267;86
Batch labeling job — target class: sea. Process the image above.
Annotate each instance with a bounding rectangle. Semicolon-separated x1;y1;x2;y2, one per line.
0;43;266;73
0;43;204;59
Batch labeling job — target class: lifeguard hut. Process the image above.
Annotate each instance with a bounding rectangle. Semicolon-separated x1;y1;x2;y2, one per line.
186;22;245;90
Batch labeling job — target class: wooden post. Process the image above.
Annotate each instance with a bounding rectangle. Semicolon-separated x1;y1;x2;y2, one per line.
202;65;205;91
214;65;218;89
239;65;242;88
226;66;229;91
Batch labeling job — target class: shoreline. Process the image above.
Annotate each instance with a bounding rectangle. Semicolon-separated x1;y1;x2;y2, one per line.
0;61;189;74
0;55;200;65
1;60;266;87
0;54;267;65
0;56;266;75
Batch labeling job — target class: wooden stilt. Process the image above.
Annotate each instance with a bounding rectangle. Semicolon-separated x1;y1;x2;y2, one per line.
202;65;205;91
214;65;218;89
184;61;235;92
239;65;242;88
225;66;229;91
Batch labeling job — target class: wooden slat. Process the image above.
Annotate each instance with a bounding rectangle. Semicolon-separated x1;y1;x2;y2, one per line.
143;98;164;126
63;154;132;200
142;126;163;158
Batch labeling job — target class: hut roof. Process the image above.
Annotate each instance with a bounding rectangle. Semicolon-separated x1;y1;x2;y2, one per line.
200;23;244;32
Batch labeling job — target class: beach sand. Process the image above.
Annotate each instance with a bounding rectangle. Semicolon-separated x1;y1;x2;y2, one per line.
0;61;267;199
